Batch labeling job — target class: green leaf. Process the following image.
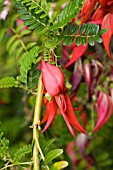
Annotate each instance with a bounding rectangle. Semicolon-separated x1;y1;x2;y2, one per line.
16;23;24;33
6;35;17;50
97;152;109;162
76;36;81;46
63;36;74;46
0;131;9;159
9;40;20;55
94;35;102;43
19;46;39;84
26;42;37;49
0;77;18;88
88;37;94;46
15;0;48;34
50;0;82;31
80;24;86;35
41;0;46;8
16;46;24;59
13;144;32;162
44;149;63;165
81;36;87;46
98;28;107;35
50;161;68;170
99;160;112;167
20;30;31;37
42;138;56;150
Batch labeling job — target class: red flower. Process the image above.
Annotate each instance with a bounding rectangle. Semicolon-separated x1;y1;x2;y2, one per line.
41;60;86;136
81;0;113;60
42;59;64;97
81;0;96;24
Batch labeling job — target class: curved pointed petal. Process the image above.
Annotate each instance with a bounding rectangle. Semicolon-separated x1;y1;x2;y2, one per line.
93;92;109;132
83;62;92;98
42;100;56;133
41;106;49;124
92;6;106;23
64;45;88;68
65;93;86;134
101;14;113;60
55;95;75;137
81;0;96;24
100;96;113;127
71;69;82;92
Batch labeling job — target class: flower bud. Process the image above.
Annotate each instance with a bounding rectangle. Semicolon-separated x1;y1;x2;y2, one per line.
42;60;64;97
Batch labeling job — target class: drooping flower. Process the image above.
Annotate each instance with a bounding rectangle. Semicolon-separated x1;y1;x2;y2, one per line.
66;133;94;169
83;60;92;98
41;60;86;136
93;92;113;132
0;0;11;20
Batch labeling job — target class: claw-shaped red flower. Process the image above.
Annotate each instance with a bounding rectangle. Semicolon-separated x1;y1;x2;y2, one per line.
41;60;86;136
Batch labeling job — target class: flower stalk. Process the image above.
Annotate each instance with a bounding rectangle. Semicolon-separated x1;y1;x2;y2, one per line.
33;74;43;170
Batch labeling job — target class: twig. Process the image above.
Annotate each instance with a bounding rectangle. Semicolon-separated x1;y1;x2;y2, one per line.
1;162;32;170
33;74;43;170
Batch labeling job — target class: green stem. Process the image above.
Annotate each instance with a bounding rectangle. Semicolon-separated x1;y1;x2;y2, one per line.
33;74;43;170
1;162;32;170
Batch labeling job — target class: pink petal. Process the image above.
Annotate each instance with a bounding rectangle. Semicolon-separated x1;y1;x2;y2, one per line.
93;92;109;132
71;69;82;92
110;88;113;103
83;62;92;97
100;96;113;127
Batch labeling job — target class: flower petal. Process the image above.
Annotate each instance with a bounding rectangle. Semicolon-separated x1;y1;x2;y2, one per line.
81;0;96;24
55;95;75;137
83;61;92;98
42;60;64;96
101;14;113;60
99;0;107;6
64;45;88;68
71;69;82;92
101;98;112;127
41;100;56;133
65;93;86;134
93;92;109;132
